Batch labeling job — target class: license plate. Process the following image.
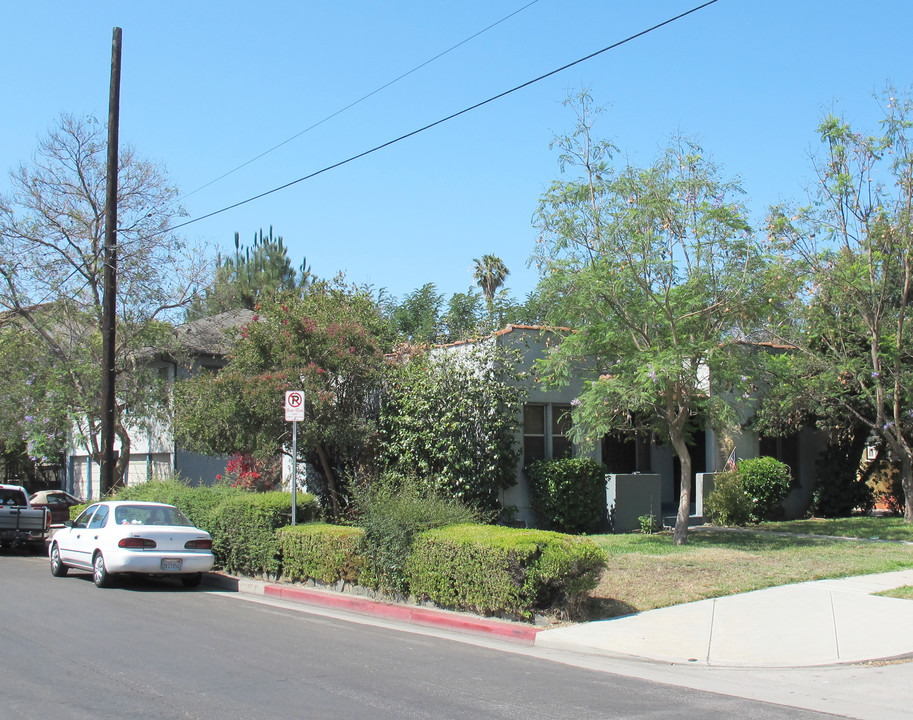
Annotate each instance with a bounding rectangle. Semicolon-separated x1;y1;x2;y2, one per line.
161;558;182;571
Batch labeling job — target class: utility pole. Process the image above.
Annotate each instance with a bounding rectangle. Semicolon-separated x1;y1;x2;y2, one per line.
101;27;122;495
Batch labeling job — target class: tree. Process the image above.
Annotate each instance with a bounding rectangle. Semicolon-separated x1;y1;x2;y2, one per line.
187;227;310;320
0;114;207;493
173;280;388;516
0;321;71;482
767;88;913;521
439;288;483;342
533;93;787;544
391;282;444;344
378;342;523;514
473;254;510;316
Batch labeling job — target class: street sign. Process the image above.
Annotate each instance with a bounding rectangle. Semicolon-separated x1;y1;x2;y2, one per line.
285;390;305;422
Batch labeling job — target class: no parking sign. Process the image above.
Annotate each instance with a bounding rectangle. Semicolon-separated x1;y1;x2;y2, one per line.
285;390;305;421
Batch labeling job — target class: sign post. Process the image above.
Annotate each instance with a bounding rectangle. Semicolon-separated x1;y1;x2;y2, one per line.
284;391;305;525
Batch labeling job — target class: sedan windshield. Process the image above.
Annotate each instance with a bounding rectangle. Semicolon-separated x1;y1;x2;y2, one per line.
114;505;194;527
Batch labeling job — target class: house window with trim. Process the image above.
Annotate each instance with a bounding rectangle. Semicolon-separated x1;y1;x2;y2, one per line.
524;403;573;465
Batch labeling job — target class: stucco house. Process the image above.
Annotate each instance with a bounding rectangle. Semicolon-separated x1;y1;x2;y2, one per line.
437;325;825;528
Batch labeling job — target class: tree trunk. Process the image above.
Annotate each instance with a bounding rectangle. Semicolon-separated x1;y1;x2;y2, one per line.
314;444;341;518
901;451;913;523
670;427;692;546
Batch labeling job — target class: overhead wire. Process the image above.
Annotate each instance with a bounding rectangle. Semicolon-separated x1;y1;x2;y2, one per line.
173;0;542;206
162;0;721;236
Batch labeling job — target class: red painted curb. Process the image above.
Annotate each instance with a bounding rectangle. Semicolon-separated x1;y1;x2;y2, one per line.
263;584;540;645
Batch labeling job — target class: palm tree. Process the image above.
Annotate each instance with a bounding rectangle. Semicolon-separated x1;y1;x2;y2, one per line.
472;255;509;313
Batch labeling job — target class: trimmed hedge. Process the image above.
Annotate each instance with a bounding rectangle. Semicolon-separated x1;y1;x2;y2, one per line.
277;523;364;585
111;478;236;532
526;458;607;534
405;523;606;619
212;491;319;577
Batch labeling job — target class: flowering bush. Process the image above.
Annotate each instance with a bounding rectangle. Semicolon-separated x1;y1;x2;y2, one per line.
218;453;280;492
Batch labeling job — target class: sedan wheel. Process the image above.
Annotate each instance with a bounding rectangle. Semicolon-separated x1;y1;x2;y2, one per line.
93;552;112;588
50;543;68;577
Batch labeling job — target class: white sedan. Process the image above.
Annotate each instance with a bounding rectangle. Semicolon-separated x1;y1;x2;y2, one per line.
49;501;214;588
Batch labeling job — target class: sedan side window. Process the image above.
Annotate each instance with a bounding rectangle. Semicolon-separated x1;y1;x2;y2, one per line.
88;505;109;529
72;506;97;529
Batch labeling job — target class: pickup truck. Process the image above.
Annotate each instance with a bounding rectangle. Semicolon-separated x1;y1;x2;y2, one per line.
0;484;50;550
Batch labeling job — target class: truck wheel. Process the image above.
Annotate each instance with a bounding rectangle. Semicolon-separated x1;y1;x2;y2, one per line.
50;543;68;577
93;552;112;588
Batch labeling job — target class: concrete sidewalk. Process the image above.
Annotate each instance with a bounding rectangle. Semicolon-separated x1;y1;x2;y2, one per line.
206;568;913;669
536;569;913;667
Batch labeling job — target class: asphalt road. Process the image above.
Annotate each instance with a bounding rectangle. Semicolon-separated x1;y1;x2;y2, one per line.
1;550;840;720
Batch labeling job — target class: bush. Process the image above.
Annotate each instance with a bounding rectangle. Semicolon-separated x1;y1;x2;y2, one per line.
112;477;237;533
811;443;874;517
277;523;364;585
354;477;479;595
704;470;752;526
526;458;607;534
378;345;523;514
211;491;319;577
705;457;792;526
405;524;606;619
739;456;793;521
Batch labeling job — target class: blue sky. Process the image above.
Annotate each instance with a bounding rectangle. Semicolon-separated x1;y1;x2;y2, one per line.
2;1;912;303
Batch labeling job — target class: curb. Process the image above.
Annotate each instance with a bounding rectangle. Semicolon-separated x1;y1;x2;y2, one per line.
204;573;541;645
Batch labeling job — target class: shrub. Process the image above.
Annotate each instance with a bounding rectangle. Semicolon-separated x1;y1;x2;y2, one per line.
526;458;607;534
811;443;874;517
704;470;752;526
277;523;364;584
706;457;792;526
218;453;281;491
112;477;237;532
405;524;606;619
739;456;792;521
354;477;479;595
378;344;523;514
211;491;319;577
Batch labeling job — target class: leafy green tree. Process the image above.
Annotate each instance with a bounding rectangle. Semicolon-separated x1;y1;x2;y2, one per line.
0;322;71;480
440;288;483;342
378;342;523;514
391;282;444;344
187;227;310;320
0;114;206;493
174;280;388;516
533;92;788;544
767;88;913;521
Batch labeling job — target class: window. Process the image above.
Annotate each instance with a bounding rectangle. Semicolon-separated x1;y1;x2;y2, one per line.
552;404;573;459
88;505;109;529
523;405;546;463
524;403;573;465
72;506;98;529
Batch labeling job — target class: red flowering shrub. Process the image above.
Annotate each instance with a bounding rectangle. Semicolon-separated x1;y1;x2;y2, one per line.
221;453;280;492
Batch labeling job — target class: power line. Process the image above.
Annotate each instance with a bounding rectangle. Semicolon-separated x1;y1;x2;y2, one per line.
175;0;541;205
166;0;721;235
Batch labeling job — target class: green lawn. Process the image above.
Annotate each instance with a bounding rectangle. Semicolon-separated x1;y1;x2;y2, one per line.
759;516;913;542
583;518;913;620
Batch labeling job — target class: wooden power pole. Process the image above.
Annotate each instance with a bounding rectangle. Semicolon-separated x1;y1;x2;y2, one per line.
101;27;122;495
